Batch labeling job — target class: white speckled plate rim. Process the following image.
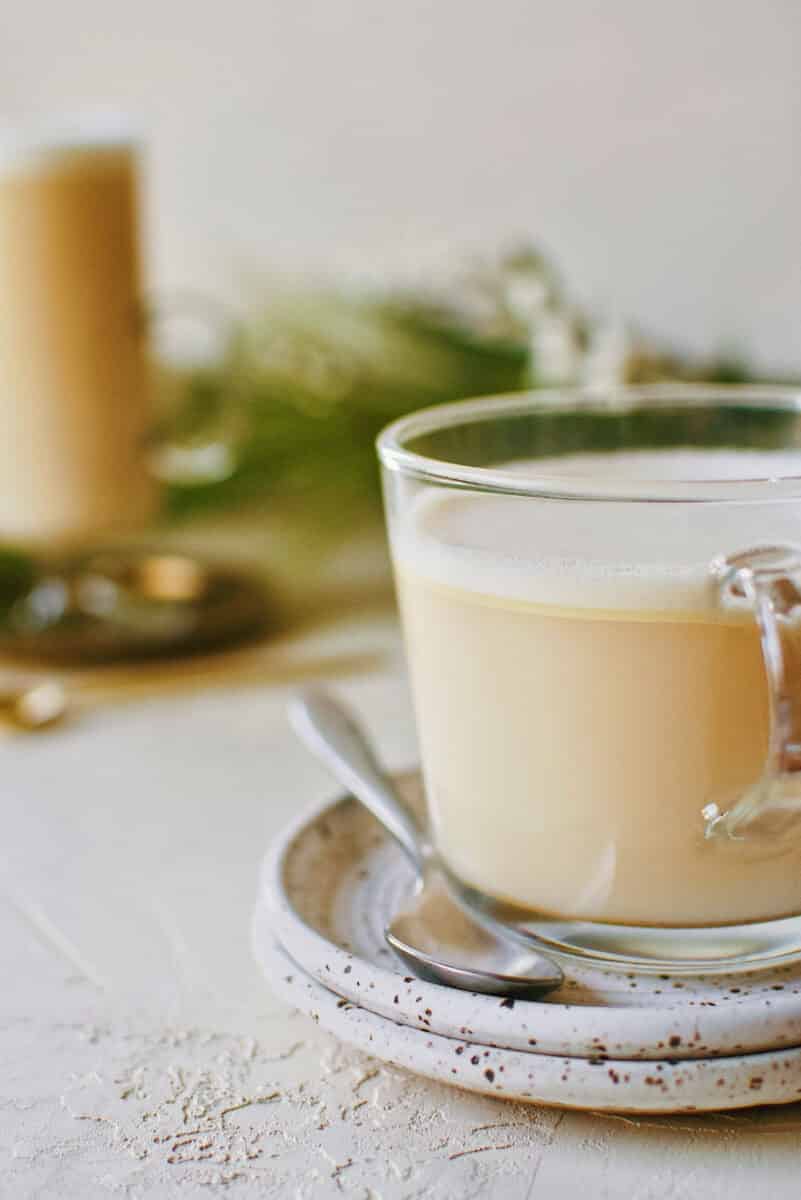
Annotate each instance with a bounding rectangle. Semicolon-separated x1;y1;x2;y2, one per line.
261;785;801;1062
253;906;801;1114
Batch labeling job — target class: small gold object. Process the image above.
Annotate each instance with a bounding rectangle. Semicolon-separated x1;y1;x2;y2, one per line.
0;678;68;730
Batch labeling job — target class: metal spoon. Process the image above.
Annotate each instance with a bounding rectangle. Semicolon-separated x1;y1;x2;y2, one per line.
289;690;563;999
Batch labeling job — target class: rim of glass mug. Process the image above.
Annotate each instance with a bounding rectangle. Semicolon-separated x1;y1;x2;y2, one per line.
377;383;801;503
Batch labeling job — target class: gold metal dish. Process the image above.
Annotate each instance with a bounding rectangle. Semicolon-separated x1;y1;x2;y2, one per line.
1;550;270;663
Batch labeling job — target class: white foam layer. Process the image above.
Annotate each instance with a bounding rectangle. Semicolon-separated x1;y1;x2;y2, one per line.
0;113;136;177
393;449;801;614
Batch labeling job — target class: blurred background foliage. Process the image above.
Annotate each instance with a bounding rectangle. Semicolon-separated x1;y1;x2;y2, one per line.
151;243;774;540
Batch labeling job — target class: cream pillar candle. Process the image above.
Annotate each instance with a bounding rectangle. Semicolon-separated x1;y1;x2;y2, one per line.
0;120;157;545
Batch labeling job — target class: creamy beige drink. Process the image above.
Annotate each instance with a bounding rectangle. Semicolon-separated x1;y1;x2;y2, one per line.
393;449;801;928
0;124;155;544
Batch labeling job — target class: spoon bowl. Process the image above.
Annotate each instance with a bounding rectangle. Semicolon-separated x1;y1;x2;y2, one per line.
387;868;563;997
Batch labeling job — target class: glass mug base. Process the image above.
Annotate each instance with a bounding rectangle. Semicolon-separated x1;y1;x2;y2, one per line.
457;882;801;975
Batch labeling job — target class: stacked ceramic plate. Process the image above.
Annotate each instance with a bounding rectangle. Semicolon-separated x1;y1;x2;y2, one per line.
253;774;801;1113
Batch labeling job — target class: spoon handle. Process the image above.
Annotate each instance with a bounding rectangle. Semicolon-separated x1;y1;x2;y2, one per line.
289;690;428;873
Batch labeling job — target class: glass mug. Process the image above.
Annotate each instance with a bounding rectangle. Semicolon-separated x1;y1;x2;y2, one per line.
378;385;801;972
0;117;241;549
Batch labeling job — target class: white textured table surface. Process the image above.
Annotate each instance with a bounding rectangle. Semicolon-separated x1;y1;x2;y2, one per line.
3;609;801;1199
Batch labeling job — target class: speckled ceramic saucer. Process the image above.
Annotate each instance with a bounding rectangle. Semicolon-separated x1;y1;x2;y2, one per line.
261;774;801;1063
253;914;801;1113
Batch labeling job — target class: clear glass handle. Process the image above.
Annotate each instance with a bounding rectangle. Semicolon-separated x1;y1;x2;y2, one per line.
143;294;247;487
705;545;801;840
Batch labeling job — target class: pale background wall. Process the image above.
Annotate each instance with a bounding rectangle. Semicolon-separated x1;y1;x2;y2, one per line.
2;0;799;371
